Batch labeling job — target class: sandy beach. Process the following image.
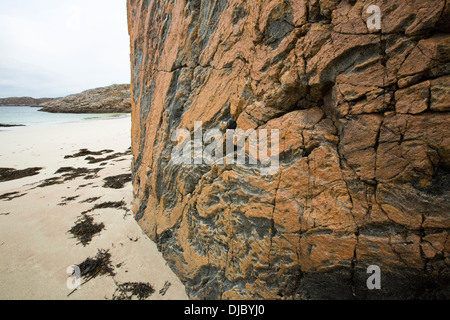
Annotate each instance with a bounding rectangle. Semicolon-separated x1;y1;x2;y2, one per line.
0;116;188;300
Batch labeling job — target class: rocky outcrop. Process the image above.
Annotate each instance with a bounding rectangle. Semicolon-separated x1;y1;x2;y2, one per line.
39;84;131;113
128;0;450;299
0;97;56;107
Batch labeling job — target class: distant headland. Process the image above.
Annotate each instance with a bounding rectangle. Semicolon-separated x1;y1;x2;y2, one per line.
0;97;56;107
0;84;131;114
39;84;131;114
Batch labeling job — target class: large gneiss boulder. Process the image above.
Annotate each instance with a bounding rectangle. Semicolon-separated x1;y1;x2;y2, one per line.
39;84;131;113
128;0;450;299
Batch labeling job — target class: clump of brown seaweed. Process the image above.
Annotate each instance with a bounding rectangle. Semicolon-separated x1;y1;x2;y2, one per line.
112;282;155;300
0;167;42;182
68;249;116;297
68;213;105;246
103;174;132;189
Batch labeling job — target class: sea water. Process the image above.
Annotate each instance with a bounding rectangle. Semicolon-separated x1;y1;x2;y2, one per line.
0;106;130;128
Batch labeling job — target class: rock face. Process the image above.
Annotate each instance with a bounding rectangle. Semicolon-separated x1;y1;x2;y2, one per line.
128;0;450;299
0;97;55;107
39;84;131;113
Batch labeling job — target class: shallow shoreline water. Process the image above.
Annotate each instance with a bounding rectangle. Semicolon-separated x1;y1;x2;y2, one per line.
0;106;129;128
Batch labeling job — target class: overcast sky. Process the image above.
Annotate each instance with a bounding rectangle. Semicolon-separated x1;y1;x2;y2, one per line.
0;0;131;98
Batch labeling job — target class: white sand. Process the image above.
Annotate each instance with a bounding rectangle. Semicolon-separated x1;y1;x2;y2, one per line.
0;117;132;192
0;117;188;300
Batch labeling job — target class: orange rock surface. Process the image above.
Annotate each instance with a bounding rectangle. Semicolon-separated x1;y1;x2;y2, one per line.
128;0;450;299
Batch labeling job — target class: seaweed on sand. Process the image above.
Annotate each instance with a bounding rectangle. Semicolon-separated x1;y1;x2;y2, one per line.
67;249;116;297
103;174;132;189
159;281;172;296
0;167;42;182
58;195;79;206
76;183;94;191
64;149;114;159
0;192;26;201
55;167;103;181
37;177;64;187
84;148;132;164
82;201;128;214
85;153;128;164
68;213;105;246
77;249;116;279
112;282;155;300
80;197;101;204
0;124;25;127
68;248;156;300
36;167;102;188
